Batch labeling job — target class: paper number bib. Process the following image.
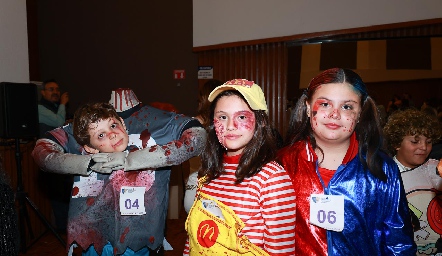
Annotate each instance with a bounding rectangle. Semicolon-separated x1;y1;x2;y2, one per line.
309;194;344;232
119;186;146;215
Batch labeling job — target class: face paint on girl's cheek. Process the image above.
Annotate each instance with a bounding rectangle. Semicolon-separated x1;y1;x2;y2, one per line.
233;111;255;130
343;119;357;133
342;111;358;132
311;100;326;130
312;99;330;118
213;119;227;147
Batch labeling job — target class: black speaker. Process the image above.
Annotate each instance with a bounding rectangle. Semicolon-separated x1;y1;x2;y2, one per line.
0;82;39;138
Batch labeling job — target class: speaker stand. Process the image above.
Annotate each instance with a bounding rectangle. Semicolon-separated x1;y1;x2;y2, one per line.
14;138;66;253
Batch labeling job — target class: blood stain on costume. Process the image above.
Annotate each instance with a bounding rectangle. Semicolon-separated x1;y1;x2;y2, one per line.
72;186;79;196
86;197;95;206
149;146;157;152
125;171;138;182
149;236;155;244
50;128;69;145
164;150;171;156
140;129;151;148
174;141;183;148
120;227;130;243
110;170;154;195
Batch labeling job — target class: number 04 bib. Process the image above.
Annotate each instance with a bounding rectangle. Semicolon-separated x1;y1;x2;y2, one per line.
119;186;146;215
309;194;344;232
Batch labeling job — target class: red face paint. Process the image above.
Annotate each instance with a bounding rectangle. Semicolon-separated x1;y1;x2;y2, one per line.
233;111;255;130
213;118;226;147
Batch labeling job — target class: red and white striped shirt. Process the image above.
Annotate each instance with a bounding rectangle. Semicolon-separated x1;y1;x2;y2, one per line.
183;154;296;255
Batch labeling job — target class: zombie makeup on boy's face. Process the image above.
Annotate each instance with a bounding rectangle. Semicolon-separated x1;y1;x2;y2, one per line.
307;83;361;143
86;117;129;153
213;95;256;156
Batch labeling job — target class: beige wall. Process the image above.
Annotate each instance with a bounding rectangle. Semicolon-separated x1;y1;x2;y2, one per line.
0;0;29;82
193;0;442;47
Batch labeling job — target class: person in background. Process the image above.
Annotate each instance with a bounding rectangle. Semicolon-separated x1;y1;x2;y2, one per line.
38;79;72;234
386;94;402;117
278;68;416;255
183;79;222;213
194;79;223;128
38;79;70;137
402;93;415;108
32;88;207;256
383;108;442;255
184;79;296;255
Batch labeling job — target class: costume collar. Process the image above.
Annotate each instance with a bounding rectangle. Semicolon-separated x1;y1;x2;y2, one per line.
224;154;241;164
393;156;412;173
303;132;358;164
342;132;358;164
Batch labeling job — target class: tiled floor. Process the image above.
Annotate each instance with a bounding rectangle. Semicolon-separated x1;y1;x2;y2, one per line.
19;209;188;256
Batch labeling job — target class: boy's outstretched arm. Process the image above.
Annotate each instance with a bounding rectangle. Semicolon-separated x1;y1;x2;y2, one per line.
96;126;207;171
32;123;206;174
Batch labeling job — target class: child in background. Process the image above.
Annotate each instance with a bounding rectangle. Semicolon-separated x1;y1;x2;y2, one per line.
184;79;296;255
183;79;223;213
278;68;416;255
69;102;152;256
383;109;442;255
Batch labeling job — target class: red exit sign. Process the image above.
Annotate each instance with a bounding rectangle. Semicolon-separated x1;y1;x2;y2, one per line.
173;70;185;79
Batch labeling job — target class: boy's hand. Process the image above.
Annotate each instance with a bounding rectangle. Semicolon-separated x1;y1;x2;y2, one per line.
90;152;127;173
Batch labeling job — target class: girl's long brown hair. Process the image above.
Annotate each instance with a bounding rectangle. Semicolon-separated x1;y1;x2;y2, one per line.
199;90;278;184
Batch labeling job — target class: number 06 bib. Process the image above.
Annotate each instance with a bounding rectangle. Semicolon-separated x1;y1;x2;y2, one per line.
309;194;344;232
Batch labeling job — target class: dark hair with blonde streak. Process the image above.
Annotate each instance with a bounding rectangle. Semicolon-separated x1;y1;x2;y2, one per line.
284;68;387;181
383;109;441;156
73;102;121;147
199;90;277;184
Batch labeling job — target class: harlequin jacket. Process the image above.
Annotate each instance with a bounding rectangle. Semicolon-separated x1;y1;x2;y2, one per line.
278;139;416;255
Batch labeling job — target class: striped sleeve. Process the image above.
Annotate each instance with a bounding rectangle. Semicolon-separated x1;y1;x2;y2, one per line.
183;237;190;255
260;162;296;255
